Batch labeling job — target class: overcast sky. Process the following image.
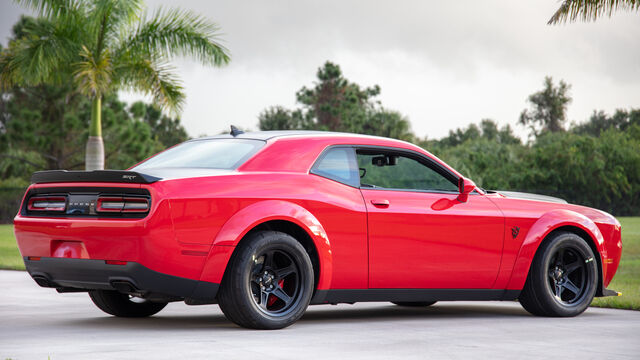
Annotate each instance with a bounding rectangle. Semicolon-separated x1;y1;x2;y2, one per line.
1;1;639;139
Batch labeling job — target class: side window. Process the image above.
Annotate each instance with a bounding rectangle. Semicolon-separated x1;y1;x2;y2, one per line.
357;150;458;192
312;147;359;187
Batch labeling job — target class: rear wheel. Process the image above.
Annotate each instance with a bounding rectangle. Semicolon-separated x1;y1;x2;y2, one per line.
392;301;437;307
89;290;167;317
519;231;598;317
217;231;314;329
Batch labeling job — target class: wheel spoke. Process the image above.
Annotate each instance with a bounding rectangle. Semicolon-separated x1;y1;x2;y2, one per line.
555;283;564;299
275;264;296;280
564;260;582;275
272;286;292;306
563;279;581;295
262;251;274;270
259;290;270;309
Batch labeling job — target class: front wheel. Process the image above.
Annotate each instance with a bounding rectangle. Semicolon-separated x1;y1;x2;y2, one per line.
89;290;167;317
217;231;314;329
519;231;598;317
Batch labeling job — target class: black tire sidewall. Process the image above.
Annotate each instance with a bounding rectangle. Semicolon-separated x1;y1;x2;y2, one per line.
534;233;598;316
89;290;167;317
220;231;314;329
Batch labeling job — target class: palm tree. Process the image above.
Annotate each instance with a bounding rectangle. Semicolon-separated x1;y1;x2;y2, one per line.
0;0;230;170
548;0;639;24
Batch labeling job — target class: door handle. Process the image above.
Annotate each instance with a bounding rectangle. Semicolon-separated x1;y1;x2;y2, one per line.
370;199;390;207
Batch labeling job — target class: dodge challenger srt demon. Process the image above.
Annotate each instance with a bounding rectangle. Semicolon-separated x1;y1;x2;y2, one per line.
14;129;622;329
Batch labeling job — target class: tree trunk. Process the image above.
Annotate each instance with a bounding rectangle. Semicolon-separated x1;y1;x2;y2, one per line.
85;96;104;170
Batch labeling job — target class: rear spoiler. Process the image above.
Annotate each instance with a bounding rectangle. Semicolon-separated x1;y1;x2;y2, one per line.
31;170;161;184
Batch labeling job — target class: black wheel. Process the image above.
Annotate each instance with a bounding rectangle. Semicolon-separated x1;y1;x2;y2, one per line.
89;290;167;317
217;231;314;329
392;301;437;307
519;231;598;317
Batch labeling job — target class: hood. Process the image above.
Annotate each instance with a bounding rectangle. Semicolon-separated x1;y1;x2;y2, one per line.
496;190;568;204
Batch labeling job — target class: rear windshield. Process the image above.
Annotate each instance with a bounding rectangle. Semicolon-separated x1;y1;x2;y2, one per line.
132;139;265;170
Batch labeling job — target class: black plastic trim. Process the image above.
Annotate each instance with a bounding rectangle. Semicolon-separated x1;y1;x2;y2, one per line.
31;170;161;184
24;257;219;301
310;289;520;305
21;187;151;219
599;288;620;297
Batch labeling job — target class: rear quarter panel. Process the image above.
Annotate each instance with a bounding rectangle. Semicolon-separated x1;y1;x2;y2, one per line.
158;172;368;290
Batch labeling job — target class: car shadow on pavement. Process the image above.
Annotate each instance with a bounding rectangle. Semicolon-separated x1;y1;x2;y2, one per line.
61;302;604;331
300;302;531;323
68;313;238;330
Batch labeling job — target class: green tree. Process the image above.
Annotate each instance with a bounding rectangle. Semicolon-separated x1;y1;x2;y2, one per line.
548;0;640;24
427;119;520;149
572;108;640;136
519;76;571;138
258;61;414;141
0;84;169;178
361;109;414;142
295;61;380;132
519;127;640;215
129;101;188;148
0;0;229;170
258;106;304;132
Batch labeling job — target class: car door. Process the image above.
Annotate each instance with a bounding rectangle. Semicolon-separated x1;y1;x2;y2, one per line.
357;147;505;289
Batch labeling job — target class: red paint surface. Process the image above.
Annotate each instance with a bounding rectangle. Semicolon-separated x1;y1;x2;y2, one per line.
13;134;622;293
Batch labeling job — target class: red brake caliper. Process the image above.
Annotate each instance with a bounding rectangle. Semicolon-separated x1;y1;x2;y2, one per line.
267;279;285;307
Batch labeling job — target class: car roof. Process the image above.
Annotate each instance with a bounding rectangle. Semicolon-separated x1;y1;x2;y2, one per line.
193;130;398;142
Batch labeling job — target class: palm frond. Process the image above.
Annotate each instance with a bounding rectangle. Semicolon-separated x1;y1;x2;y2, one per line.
0;18;79;88
117;7;230;67
548;0;640;24
113;58;185;114
86;0;144;54
73;45;112;97
13;0;82;20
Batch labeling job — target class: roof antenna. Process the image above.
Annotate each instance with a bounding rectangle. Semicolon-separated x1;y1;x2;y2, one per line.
230;125;244;137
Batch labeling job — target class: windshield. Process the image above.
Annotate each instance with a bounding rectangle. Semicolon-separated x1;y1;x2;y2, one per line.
132;139;265;170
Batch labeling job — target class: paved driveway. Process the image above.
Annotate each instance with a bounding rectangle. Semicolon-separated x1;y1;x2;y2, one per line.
1;270;638;359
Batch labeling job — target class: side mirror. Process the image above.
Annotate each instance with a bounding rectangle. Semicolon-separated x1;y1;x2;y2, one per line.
457;177;476;202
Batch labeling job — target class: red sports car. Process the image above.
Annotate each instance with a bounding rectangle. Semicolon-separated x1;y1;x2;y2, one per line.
14;129;622;329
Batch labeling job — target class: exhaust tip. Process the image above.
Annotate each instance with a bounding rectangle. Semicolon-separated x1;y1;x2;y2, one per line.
110;280;142;295
31;274;57;288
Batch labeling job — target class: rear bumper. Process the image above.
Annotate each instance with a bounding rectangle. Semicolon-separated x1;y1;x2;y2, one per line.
24;257;219;302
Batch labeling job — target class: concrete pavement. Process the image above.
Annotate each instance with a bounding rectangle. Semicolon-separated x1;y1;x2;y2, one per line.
1;270;639;359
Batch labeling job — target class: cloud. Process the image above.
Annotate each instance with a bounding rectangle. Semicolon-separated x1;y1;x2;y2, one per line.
2;0;639;139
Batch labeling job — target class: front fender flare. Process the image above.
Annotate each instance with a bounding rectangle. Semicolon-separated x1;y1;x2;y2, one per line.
506;209;605;291
199;200;333;290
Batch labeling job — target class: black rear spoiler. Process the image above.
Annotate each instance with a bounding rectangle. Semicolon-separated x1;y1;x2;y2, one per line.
31;170;161;184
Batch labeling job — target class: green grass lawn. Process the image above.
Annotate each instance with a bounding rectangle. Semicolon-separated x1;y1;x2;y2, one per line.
591;217;640;310
0;218;639;309
0;224;24;270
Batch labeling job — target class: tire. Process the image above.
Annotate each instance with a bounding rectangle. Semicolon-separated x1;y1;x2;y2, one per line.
392;301;437;307
519;231;598;317
89;290;167;317
218;231;314;329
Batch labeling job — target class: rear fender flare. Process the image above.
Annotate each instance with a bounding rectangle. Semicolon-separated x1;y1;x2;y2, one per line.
506;209;605;291
200;200;332;289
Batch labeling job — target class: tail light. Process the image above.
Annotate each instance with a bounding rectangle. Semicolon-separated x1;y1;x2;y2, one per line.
96;197;125;212
97;196;149;213
27;196;66;212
